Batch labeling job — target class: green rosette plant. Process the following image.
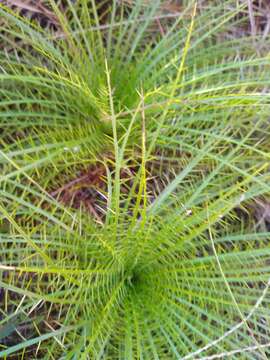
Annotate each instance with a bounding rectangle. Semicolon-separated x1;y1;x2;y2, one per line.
1;1;270;359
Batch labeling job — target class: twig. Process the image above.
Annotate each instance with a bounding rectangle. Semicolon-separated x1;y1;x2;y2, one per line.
50;174;89;197
198;341;270;360
156;18;165;36
51;12;184;39
247;0;256;38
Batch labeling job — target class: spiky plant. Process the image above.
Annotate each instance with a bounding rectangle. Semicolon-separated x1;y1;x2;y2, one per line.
1;0;270;358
